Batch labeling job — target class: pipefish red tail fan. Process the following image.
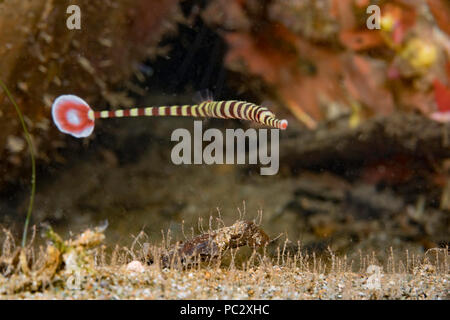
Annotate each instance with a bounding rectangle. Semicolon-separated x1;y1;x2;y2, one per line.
51;94;288;138
52;95;95;138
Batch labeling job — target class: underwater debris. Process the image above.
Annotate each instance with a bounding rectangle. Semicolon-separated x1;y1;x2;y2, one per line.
148;220;270;268
0;224;106;294
0;221;448;299
125;260;146;273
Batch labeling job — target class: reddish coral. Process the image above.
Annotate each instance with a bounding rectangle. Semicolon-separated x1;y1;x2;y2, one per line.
426;0;450;36
205;0;448;127
433;79;450;113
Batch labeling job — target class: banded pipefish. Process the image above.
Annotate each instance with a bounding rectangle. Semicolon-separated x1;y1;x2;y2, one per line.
51;94;288;138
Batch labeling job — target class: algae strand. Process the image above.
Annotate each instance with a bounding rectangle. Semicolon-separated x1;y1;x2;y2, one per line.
0;78;36;248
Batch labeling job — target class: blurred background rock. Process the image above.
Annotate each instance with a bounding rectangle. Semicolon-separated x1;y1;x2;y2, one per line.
0;0;181;187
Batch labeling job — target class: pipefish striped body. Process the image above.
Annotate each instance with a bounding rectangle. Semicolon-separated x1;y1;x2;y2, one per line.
51;95;288;138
